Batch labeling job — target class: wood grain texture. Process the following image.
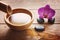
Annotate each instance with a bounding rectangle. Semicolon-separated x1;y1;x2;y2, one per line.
0;0;60;23
0;0;60;40
0;24;60;40
0;9;60;23
0;0;60;9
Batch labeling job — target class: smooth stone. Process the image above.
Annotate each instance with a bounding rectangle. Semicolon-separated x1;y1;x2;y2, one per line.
35;25;45;32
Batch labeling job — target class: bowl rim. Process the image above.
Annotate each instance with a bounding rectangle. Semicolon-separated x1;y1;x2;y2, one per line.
4;8;34;26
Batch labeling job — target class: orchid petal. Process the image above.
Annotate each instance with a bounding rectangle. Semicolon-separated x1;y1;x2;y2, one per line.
38;5;55;19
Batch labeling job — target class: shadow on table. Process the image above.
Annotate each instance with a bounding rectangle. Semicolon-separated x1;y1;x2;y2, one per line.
0;28;38;40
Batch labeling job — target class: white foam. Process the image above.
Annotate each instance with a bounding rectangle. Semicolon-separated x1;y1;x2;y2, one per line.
11;13;31;24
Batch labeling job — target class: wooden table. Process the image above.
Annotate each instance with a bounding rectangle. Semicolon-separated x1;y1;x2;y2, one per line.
0;0;60;40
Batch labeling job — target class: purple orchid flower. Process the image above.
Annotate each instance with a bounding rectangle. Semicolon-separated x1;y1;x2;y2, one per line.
38;5;55;20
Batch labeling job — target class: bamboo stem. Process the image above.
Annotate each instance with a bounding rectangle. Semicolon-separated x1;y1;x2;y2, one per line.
0;2;12;15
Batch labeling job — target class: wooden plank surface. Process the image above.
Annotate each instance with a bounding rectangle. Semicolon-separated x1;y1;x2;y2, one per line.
0;24;60;40
0;9;60;23
0;0;60;9
0;0;60;40
0;0;60;23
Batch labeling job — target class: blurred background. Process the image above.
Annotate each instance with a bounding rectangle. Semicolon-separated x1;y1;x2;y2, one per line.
0;0;60;23
0;0;60;40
